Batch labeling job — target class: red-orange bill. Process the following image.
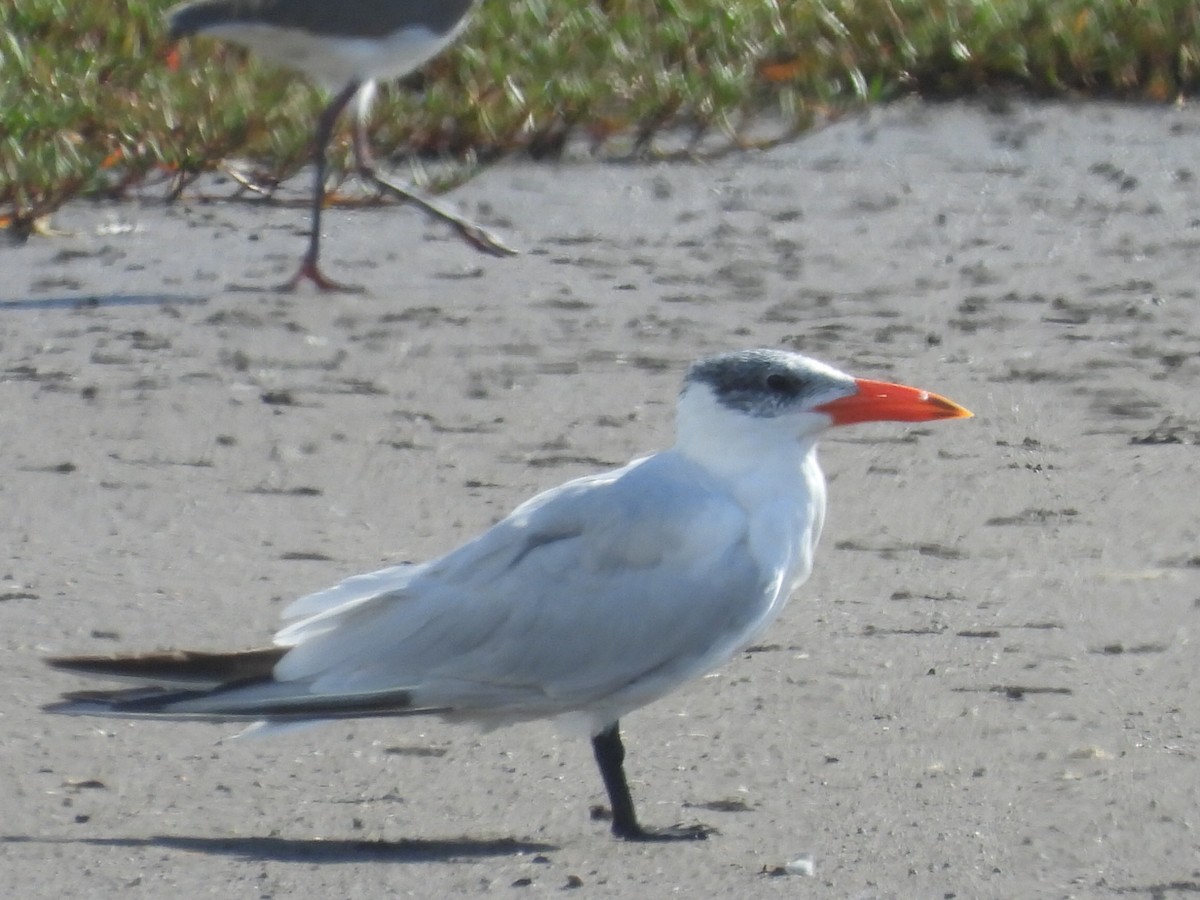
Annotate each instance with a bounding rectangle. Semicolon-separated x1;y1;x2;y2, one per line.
816;378;972;426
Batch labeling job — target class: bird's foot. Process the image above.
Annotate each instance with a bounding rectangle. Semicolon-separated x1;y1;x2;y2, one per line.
450;218;519;258
613;821;715;842
277;259;365;294
591;805;715;842
360;167;518;258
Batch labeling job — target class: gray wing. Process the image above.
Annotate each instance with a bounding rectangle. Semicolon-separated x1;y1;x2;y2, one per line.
264;452;781;719
168;0;474;40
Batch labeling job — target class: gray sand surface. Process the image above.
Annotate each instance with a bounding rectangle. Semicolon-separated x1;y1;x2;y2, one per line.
2;100;1198;898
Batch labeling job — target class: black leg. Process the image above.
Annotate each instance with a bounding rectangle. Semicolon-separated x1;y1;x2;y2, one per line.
590;721;713;842
280;81;364;292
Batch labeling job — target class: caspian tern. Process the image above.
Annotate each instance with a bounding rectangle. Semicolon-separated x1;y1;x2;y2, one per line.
45;349;970;841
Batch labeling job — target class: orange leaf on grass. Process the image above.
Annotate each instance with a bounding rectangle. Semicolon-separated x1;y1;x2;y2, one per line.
759;59;804;82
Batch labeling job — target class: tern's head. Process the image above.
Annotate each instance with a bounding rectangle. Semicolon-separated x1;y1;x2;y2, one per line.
676;349;970;466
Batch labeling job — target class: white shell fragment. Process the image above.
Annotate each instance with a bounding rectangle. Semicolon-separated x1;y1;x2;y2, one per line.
784;855;816;876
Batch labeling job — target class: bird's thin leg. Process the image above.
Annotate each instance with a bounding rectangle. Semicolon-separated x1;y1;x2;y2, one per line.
280;81;365;293
590;721;713;842
351;111;517;259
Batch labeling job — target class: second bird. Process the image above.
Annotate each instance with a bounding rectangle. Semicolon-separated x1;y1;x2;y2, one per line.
167;0;516;291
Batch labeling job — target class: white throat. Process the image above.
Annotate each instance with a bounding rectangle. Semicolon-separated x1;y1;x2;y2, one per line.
675;381;828;580
674;383;824;485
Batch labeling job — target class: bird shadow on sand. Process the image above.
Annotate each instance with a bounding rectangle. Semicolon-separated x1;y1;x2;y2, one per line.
1;833;557;864
0;293;208;312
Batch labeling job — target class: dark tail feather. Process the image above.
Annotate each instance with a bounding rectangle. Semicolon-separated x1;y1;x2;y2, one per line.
45;647;286;689
43;684;446;722
45;646;451;723
43;686;233;718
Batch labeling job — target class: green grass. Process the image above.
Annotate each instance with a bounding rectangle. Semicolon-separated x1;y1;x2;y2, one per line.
3;0;1199;230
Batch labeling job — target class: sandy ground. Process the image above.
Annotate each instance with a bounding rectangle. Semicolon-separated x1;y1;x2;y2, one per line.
2;100;1199;898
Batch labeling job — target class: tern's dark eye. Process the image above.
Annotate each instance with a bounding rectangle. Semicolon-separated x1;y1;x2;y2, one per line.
764;372;799;396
